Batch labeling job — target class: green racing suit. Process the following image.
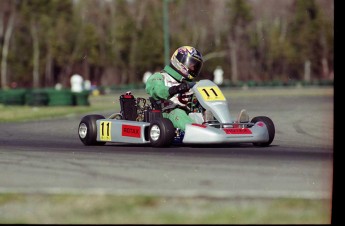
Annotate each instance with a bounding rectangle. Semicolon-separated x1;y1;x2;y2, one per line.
145;65;194;131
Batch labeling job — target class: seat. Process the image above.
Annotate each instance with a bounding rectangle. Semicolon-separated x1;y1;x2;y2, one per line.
119;92;138;121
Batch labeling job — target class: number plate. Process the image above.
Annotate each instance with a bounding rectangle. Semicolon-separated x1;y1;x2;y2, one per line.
100;121;112;141
197;86;226;101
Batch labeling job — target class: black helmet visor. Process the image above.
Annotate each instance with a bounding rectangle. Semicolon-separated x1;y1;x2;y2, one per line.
182;56;203;77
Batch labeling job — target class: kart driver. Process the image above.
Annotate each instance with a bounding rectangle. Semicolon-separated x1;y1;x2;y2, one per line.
145;46;204;131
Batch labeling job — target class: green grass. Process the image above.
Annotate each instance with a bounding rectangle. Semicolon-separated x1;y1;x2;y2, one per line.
0;90;149;122
0;87;333;123
0;193;331;224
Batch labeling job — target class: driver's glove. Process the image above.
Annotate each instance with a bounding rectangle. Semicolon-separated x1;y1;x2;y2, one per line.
168;81;190;96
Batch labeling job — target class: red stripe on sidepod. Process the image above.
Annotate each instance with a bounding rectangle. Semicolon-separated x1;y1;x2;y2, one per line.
192;123;207;128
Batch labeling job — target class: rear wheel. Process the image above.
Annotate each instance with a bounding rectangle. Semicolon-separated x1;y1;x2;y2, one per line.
149;118;176;147
251;116;275;147
78;114;106;146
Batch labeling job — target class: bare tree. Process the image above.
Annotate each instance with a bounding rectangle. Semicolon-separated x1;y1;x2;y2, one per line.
1;0;15;89
30;19;40;88
227;0;253;83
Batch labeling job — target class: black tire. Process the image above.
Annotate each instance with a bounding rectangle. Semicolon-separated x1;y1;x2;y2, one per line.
149;118;176;147
251;116;275;147
78;114;106;146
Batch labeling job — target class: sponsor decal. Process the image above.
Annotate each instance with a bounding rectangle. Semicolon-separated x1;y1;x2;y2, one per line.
223;128;252;134
122;124;141;138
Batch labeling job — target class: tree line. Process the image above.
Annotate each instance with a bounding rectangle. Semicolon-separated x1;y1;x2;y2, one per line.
0;0;334;89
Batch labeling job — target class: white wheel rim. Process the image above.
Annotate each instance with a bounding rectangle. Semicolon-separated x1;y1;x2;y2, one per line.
79;123;87;138
150;125;160;141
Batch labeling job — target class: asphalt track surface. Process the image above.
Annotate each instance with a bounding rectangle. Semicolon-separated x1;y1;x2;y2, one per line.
0;87;333;201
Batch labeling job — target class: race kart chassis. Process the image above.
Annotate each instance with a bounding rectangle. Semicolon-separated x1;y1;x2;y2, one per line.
78;80;275;147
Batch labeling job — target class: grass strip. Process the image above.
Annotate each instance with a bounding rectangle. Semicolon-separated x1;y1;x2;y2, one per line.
0;193;331;224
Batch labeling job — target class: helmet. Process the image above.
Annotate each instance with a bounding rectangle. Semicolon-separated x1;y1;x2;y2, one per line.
170;46;203;81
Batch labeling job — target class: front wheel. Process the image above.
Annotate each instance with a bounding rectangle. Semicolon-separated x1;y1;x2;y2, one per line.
78;114;106;146
149;118;176;147
251;116;275;147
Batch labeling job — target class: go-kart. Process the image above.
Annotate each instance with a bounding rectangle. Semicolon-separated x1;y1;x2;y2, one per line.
78;79;275;147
